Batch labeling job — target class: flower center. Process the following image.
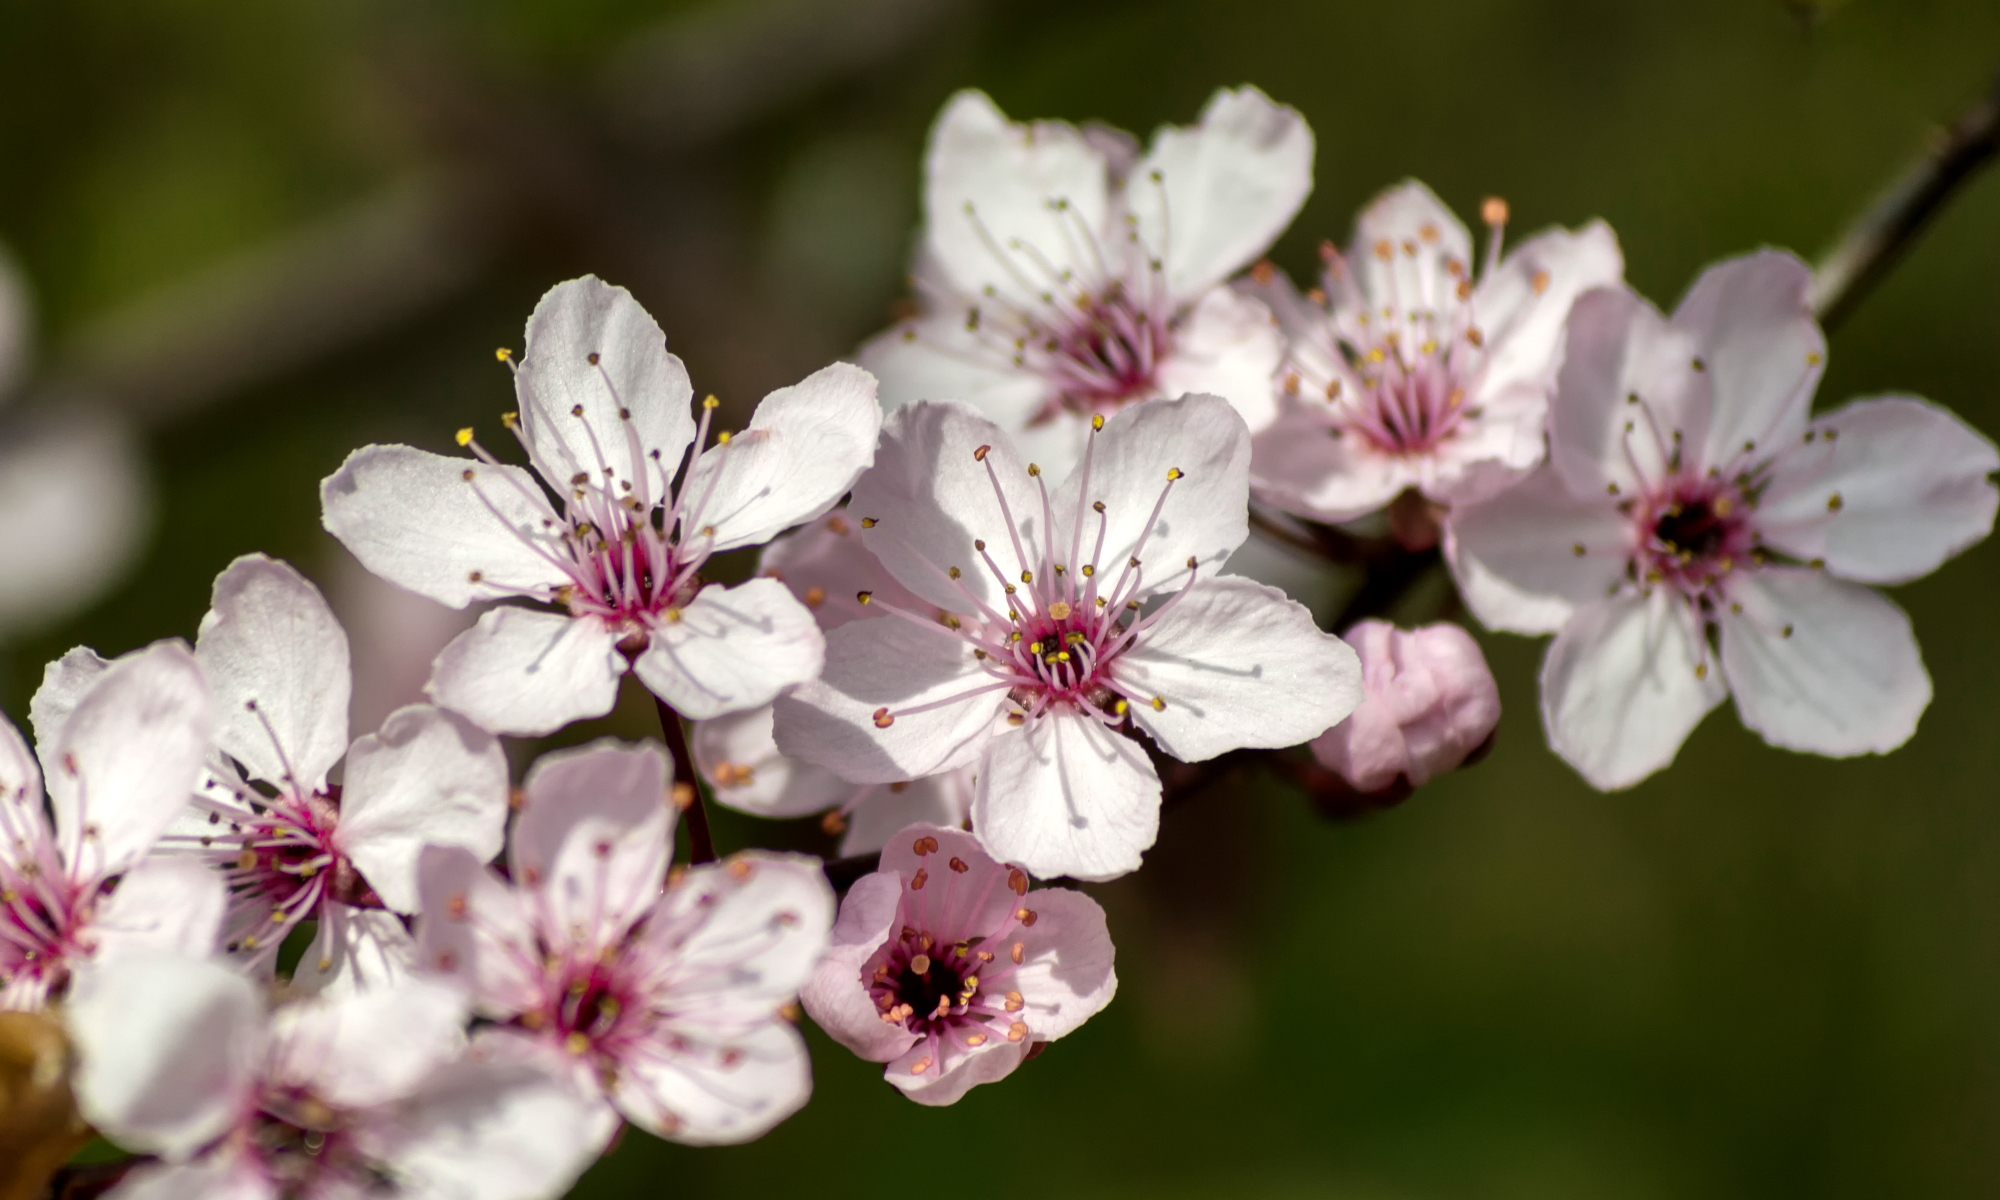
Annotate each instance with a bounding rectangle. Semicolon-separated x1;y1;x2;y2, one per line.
1346;344;1470;455
1028;284;1173;419
1635;478;1753;596
217;790;351;959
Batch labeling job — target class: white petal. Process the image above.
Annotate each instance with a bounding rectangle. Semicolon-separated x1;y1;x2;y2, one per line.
91;857;225;964
855;316;1050;428
852;400;1047;614
695;704;855;819
1719;569;1930;757
1130;86;1313;300
414;845;543;1019
1539;591;1726;790
1548;286;1711;498
1249;407;1414;523
0;410;149;638
756;506;939;633
269;976;467;1111
67;954;259;1162
108;1160;270;1200
1470;220;1624;399
1671;250;1824;469
637;852;833;1017
1007;886;1118;1042
972;717;1159;882
321;444;568;609
921;90;1111;312
1119;576;1360;761
28;645;110;756
771;616;996;784
886;1038;1033;1106
1049;393;1252;601
426;605;625;738
1150;287;1286;434
513;276;696;497
364;1054;606;1200
49;640;214;881
681;362;882;552
0;710;40;833
839;771;973;857
1755;395;1999;584
1348;180;1474;315
194;555;351;792
337;704;509;913
290;904;415;998
1444;464;1632;635
631;577;825;721
614;1017;811;1145
512;740;672;940
801;870;916;1061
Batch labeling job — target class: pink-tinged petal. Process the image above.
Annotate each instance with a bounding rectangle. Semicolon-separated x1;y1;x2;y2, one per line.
875;823;1022;936
337;704;508;913
922;90;1112;311
800;871;914;1062
0;711;39;825
513;740;672;940
321;445;568;609
0;410;149;640
1671;250;1824;469
1755;396;1999;584
1414;380;1551;506
973;716;1159;882
887;1037;1034;1106
1008;886;1117;1042
1049;393;1253;602
360;1052;607;1200
1446;463;1634;635
1310;621;1500;791
513;276;696;497
839;771;973;857
195;555;351;793
27;646;110;758
695;704;855;819
1471;220;1624;399
1120;576;1360;761
757;506;938;634
856;314;1051;429
773;616;997;784
631;577;824;721
91;857;225;964
67;954;260;1162
851;400;1047;614
1719;569;1930;757
290;904;415;997
1540;591;1727;790
1548;286;1710;498
108;1159;271;1200
1149;287;1286;435
269;976;466;1111
1131;86;1313;301
1250;407;1416;523
1348;180;1475;313
427;606;625;738
614;1016;811;1145
638;853;833;1025
415;845;543;1019
49;640;213;881
681;362;881;553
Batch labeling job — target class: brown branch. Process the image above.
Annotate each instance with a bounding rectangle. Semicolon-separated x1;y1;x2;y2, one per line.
653;695;718;866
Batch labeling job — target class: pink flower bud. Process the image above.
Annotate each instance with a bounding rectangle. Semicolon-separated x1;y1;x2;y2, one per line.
1310;620;1499;793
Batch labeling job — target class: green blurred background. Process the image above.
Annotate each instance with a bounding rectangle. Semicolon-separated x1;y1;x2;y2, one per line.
9;0;2000;1195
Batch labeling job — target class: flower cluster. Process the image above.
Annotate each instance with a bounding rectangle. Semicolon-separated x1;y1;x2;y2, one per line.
10;81;1994;1197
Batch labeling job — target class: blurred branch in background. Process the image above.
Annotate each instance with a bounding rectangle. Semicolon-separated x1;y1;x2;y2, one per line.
1810;63;2000;331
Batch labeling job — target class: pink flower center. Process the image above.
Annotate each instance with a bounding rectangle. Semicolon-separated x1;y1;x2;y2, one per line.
1632;476;1755;598
1026;283;1173;420
530;956;641;1061
0;769;114;1005
1343;345;1470;455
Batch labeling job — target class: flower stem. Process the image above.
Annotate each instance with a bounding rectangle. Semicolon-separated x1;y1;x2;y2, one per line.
652;695;718;866
1810;65;2000;331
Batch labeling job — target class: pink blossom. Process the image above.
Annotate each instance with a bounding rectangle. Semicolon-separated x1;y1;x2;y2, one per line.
1309;621;1500;793
415;740;834;1144
802;823;1115;1106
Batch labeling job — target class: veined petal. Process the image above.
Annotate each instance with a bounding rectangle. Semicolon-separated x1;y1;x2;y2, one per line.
195;555;351;793
1672;250;1824;469
756;506;937;634
1471;220;1624;400
1549;285;1710;499
322;445;568;609
1006;886;1117;1042
1719;568;1930;757
514;276;696;495
613;1015;811;1145
1250;407;1417;523
636;852;833;1019
839;772;973;857
90;857;225;964
800;871;913;1062
1150;286;1286;434
1539;591;1726;790
1119;576;1360;761
972;716;1159;882
695;704;856;819
886;1038;1032;1106
1130;86;1314;300
631;577;825;721
0;710;39;826
680;362;881;553
427;606;625;738
415;845;544;1020
856;315;1051;427
1756;395;1999;584
337;704;509;914
362;1053;606;1200
290;904;414;998
1348;180;1474;314
268;976;467;1112
513;740;673;942
1445;464;1632;635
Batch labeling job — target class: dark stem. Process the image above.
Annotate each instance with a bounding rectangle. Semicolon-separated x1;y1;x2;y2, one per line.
652;695;718;865
1811;66;2000;331
1330;546;1441;633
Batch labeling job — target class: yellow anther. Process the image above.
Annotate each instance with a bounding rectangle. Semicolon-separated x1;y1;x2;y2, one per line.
565;1032;591;1055
1150;696;1166;711
1166;467;1183;481
495;347;513;361
703;395;720;409
717;431;732;444
455;427;474;446
1091;414;1105;430
857;591;873;605
1048;601;1072;620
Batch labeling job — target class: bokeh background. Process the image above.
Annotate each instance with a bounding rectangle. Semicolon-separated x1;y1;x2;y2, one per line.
9;0;2000;1195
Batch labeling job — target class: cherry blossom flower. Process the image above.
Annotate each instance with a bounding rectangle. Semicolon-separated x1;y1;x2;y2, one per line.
1309;620;1500;794
1446;251;1998;789
858;87;1312;477
414;739;834;1145
136;555;510;992
803;823;1113;1105
66;953;602;1200
1245;180;1622;523
773;393;1361;880
694;508;973;854
321;276;881;736
0;641;217;1010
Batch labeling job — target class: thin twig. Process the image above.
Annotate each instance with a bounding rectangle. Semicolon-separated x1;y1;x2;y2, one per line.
1810;66;2000;331
1330;546;1440;633
653;695;718;866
